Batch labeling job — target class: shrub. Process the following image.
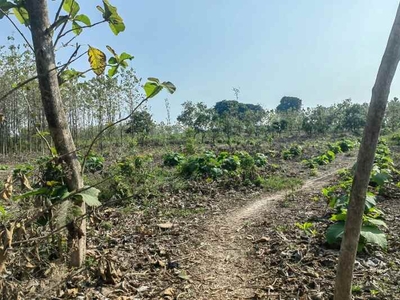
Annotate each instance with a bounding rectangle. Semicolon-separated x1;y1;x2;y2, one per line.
282;144;302;160
338;139;355;152
328;143;342;154
85;152;105;173
163;152;185;167
254;153;268;167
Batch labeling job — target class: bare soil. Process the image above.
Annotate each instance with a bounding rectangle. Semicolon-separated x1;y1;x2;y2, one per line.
2;152;400;300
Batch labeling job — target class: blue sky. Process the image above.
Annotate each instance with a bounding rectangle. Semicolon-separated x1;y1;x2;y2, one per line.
1;0;400;122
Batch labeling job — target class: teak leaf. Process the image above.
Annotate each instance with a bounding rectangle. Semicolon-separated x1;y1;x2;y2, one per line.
63;0;80;18
88;46;106;76
75;187;101;207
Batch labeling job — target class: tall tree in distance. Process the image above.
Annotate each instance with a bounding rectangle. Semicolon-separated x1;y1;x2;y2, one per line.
276;96;302;112
334;3;400;299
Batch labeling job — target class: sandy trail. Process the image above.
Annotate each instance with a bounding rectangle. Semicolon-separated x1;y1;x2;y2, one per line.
183;155;354;299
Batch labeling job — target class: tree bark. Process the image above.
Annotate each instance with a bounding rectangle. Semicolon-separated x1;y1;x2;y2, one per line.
334;4;400;299
25;0;86;267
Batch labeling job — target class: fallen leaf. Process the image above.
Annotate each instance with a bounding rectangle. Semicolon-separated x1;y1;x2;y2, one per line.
162;287;175;296
157;222;174;229
255;236;270;243
177;270;190;281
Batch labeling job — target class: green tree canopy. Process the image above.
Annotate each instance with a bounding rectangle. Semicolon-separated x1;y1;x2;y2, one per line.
276;96;302;112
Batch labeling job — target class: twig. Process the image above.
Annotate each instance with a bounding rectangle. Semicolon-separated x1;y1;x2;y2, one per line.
57;45;80;75
57;20;107;41
53;0;75;48
53;0;66;25
0;8;34;52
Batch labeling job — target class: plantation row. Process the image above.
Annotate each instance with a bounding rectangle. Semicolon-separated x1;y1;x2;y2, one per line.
323;139;397;250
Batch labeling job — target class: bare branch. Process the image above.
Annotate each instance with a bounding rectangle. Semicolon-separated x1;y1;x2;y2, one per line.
57;20;107;42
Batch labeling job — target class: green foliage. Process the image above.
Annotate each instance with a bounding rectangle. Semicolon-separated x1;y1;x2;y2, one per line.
295;222;317;236
338;139;356;152
326;221;387;251
84;152;104;173
75;187;101;207
254;153;268;167
328;143;342;154
184;137;196;155
282;144;302;160
63;0;80;18
144;77;176;98
324;142;395;251
107;154;155;199
163;152;185;167
220;154;240;172
276;96;302;112
98;0;125;35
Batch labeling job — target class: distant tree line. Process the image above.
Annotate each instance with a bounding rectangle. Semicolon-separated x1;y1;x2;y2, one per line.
1;42;400;155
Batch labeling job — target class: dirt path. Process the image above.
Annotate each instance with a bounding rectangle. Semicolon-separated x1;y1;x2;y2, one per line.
182;155;355;299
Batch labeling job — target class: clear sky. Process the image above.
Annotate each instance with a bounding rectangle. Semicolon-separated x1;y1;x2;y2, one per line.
1;0;400;122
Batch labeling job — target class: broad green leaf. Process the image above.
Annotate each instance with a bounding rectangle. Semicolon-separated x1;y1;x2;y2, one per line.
162;81;177;94
51;185;70;200
63;0;80;17
102;0;125;35
120;52;134;61
144;81;163;98
72;21;82;35
330;210;347;221
88;46;106;76
108;57;118;65
74;14;91;26
108;17;125;35
59;68;85;84
0;205;6;215
365;194;377;211
75;187;101;207
326;222;344;245
370;172;390;186
364;217;388;229
360;225;387;249
12;6;29;26
108;65;118;77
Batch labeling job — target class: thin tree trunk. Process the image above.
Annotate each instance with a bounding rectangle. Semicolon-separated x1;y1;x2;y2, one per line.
334;4;400;299
25;0;86;267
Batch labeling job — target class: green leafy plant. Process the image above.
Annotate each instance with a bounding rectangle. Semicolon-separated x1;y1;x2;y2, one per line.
84;152;105;173
295;222;317;236
282;144;302;160
163;152;185;167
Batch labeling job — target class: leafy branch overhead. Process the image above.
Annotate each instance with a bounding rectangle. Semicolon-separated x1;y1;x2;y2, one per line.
1;0;124;35
0;0;176;98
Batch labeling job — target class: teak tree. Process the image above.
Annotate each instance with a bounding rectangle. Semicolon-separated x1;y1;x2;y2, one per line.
0;0;175;267
334;3;400;299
